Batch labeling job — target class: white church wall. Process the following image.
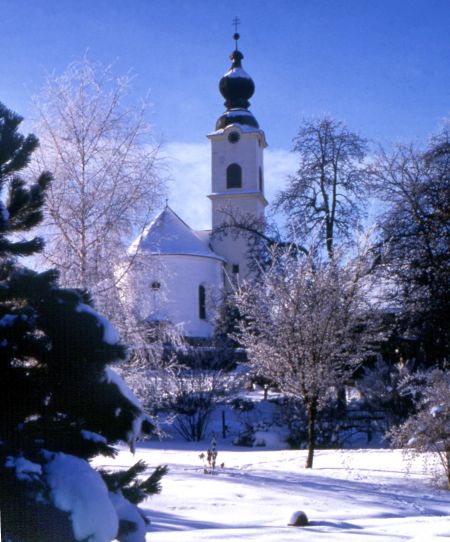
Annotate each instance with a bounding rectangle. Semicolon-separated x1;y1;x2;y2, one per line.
142;254;223;338
115;254;170;322
210;194;266;280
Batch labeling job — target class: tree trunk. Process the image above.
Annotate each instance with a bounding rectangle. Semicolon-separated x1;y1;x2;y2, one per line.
446;451;450;490
305;398;318;469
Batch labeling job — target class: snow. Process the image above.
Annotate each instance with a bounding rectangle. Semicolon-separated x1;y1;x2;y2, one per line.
5;456;42;481
104;367;141;411
253;430;284;448
0;314;18;327
103;367;150;452
0;201;9;221
44;451;118;542
430;405;444;417
81;429;107;444
76;303;120;345
94;441;450;542
209;123;263;136
109;490;147;542
224;67;252;80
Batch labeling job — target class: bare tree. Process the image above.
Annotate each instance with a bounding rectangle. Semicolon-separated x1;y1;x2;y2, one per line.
31;57;166;313
369;124;450;364
234;243;380;468
275;117;369;258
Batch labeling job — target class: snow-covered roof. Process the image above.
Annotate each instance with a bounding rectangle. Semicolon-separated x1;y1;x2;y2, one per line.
208;121;267;145
195;229;213;243
223;67;252;80
130;206;224;261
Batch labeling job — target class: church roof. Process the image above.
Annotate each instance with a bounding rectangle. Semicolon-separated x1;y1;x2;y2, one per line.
130;206;224;261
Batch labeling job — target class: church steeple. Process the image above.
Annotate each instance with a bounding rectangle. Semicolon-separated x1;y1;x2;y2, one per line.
216;31;259;130
208;26;268;283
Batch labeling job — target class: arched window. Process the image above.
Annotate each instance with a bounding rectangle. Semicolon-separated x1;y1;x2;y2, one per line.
198;285;206;320
259;167;264;192
226;163;242;189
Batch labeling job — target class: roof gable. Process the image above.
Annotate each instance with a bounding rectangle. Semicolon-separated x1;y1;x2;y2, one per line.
130;207;223;260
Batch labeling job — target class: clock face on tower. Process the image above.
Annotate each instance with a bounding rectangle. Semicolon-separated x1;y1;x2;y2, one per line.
228;131;240;143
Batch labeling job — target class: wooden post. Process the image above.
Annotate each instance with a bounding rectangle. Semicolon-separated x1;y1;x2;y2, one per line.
222;410;227;438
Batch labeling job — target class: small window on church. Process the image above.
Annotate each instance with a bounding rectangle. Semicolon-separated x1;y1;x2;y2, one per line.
232;264;239;275
198;285;206;320
226;163;242;189
151;281;161;290
259;167;263;192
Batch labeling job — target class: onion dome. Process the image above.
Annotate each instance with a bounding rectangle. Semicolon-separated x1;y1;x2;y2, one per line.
216;33;259;130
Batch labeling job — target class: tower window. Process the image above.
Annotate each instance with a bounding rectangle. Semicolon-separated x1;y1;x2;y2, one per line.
228;131;240;144
226;163;242;189
151;281;161;290
232;264;239;275
198;285;206;320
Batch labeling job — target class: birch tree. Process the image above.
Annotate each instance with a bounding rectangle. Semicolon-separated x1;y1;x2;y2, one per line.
31;57;166;314
234;245;380;468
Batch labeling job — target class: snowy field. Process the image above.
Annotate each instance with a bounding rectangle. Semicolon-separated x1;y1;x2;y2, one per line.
96;441;450;541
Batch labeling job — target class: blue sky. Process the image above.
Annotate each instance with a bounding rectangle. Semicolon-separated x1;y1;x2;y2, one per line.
1;0;449;228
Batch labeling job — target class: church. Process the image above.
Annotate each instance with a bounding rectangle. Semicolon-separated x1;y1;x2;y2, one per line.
126;33;268;339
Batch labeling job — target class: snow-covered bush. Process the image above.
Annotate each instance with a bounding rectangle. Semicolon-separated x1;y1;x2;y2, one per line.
169;364;244;441
173;387;216;442
230;397;255;412
389;368;450;489
232;398;282;448
233;427;256;447
356;356;415;430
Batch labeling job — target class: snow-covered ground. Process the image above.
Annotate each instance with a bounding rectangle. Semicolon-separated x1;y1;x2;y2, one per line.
96;441;450;541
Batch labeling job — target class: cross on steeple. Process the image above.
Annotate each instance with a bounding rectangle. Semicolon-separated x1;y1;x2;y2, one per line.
232;16;241;50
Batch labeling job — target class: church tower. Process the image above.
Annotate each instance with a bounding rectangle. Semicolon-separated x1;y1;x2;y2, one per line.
208;31;268;281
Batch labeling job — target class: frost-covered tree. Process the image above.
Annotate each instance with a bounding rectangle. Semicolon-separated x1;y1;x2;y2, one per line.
370;125;450;364
234;245;380;468
31;56;166;314
389;368;450;489
275;117;369;259
0;102;163;542
356;356;415;431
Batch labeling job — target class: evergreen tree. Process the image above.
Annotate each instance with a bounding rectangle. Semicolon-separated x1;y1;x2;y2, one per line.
0;102;163;541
